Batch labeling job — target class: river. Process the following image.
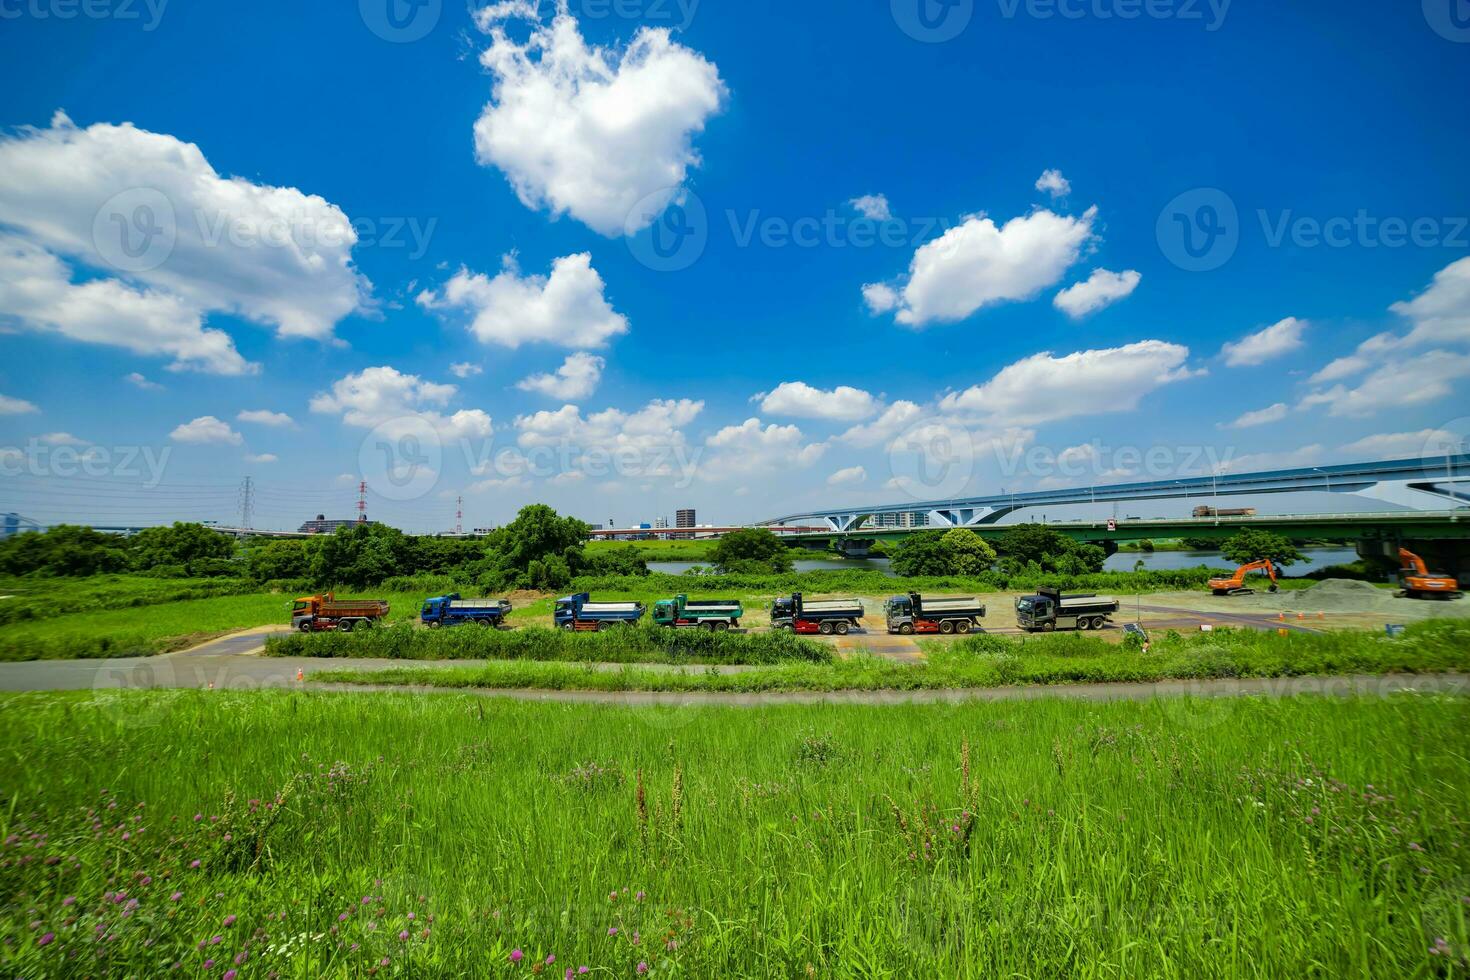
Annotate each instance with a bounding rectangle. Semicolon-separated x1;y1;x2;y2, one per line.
647;546;1361;577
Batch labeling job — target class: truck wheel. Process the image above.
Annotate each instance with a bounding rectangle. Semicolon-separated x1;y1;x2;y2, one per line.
898;623;914;635
939;620;955;634
835;621;850;635
714;621;730;633
596;621;611;632
955;620;971;634
298;621;312;633
339;620;354;633
1041;622;1055;632
818;621;834;635
560;622;575;631
477;619;493;628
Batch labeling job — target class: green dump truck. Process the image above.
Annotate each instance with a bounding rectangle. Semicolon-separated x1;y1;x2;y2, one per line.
652;594;744;631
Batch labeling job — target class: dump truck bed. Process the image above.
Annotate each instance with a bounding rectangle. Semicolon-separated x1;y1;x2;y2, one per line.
917;595;984;612
802;599;864;614
581;602;642;613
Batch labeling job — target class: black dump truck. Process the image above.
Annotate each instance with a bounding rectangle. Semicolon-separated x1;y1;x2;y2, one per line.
884;593;986;634
1015;587;1119;632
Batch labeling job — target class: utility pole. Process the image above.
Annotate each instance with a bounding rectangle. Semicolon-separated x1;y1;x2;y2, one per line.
357;481;367;524
237;477;254;537
456;495;464;536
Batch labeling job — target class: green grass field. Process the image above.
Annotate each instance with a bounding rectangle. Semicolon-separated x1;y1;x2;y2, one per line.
309;620;1470;693
1;690;1465;977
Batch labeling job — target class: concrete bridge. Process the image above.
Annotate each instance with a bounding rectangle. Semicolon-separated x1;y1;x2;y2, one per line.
764;454;1470;533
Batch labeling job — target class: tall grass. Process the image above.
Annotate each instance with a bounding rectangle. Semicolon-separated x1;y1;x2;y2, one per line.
0;574;263;626
313;619;1470;693
1;691;1465;977
265;623;833;665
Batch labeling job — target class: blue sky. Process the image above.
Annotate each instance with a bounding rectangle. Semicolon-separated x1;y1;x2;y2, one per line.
1;0;1468;532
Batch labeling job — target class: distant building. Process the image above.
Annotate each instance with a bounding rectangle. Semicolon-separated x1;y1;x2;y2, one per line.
867;511;929;529
654;517;669;529
299;514;376;535
676;508;696;528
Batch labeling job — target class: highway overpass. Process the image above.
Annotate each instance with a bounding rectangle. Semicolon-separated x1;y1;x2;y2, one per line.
764;454;1470;532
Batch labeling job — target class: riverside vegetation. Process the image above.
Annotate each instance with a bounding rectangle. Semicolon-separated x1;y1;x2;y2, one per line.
1;691;1466;977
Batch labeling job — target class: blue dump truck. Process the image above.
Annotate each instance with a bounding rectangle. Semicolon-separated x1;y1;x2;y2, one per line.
554;592;645;631
420;593;512;628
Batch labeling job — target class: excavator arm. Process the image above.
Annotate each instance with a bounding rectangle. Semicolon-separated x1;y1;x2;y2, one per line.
1209;559;1282;596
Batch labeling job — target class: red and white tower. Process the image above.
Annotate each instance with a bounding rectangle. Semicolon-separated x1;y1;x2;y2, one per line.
357;481;367;524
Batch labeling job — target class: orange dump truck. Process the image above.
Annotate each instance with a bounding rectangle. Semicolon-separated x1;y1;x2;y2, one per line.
290;593;390;633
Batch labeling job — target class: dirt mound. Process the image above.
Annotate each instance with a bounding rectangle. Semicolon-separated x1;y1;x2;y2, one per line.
1283;579;1402;613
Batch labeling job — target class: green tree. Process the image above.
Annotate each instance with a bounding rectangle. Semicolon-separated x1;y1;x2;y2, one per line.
1220;530;1305;568
0;525;131;576
1180;536;1218;551
129;522;236;574
246;540;310;582
480;505;592;589
582;545;651;577
709;528;795;574
888;529;997;577
305;522;416;589
993;524;1106;576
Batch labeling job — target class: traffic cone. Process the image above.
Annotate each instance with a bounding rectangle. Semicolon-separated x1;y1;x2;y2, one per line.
1317;612;1325;619
1297;612;1305;620
1277;612;1285;622
296;668;304;682
207;681;214;690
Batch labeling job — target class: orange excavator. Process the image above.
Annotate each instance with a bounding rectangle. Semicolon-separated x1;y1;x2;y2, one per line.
1396;548;1463;600
1209;559;1281;596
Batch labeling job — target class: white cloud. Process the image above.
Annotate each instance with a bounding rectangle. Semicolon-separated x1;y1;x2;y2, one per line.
1310;332;1399;383
515;398;702;455
310;366;493;440
702;418;827;479
1222;402;1288;429
1035;169;1071;198
472;4;726;237
237;409;294;427
1221;317;1308;367
867;207;1097;326
1337;429;1456;459
170;416;242;445
0;393;39;415
37;432;86;446
418;253;628;349
939;340;1199;427
849;194;892;221
1388;255;1470;348
516;352;604;400
838;400;924;448
861;282;900;315
449;362;483;379
244;453;278;464
124;372;163;391
1298;350;1470;418
0;112;369;369
827;465;866;486
755;382;879;421
1053;268;1140;318
0;233;254;375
